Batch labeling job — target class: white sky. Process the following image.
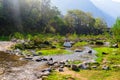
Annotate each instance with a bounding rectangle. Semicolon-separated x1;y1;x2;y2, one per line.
112;0;120;2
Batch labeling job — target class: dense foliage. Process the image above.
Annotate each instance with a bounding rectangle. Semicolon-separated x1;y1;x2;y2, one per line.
112;17;120;43
0;0;108;35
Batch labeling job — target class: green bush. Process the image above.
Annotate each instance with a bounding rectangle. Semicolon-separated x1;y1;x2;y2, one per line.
112;17;120;43
13;32;24;39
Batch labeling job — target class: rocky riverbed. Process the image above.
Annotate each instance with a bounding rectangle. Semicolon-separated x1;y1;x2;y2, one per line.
0;41;97;80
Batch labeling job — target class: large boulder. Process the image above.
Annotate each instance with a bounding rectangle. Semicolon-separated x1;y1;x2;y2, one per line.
63;41;71;48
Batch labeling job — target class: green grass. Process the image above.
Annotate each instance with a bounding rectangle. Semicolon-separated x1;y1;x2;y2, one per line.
43;71;77;80
36;49;72;56
94;47;117;63
72;41;88;49
79;70;120;80
46;70;120;80
94;47;120;65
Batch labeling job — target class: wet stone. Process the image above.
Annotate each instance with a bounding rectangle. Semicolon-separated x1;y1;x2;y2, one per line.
59;68;64;72
36;58;42;62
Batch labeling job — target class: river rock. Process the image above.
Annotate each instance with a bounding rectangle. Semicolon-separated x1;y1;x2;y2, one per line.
91;66;97;69
78;63;89;69
63;41;71;48
65;64;71;68
42;71;50;76
88;50;92;54
102;65;110;70
47;61;54;66
59;61;65;65
59;68;64;72
42;58;48;61
53;62;60;68
0;68;5;75
60;64;64;68
36;58;42;62
71;65;79;71
74;49;83;52
112;44;118;48
49;58;53;61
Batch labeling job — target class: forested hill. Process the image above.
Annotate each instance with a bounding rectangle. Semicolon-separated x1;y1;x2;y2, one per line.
0;0;108;36
51;0;115;27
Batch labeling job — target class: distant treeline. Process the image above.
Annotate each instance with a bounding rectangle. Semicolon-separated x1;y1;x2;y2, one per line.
0;0;108;36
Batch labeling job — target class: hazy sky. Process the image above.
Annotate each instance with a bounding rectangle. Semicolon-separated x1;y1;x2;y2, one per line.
91;0;120;18
51;0;120;18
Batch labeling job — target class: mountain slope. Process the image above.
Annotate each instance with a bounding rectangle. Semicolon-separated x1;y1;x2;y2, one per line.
51;0;115;27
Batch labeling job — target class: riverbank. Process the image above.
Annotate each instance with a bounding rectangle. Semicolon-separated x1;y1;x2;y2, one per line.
0;41;15;51
0;40;120;80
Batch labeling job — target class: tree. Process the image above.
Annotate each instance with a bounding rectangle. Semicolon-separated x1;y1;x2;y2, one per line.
0;0;60;35
112;17;120;42
64;10;96;34
0;0;108;35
